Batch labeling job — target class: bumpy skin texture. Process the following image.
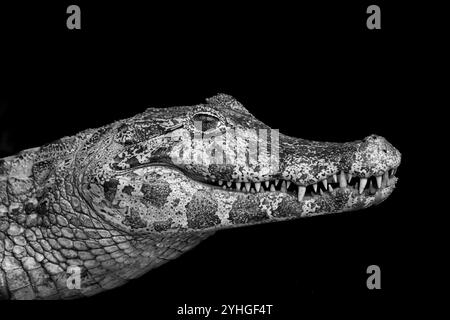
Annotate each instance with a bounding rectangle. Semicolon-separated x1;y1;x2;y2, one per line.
0;94;401;299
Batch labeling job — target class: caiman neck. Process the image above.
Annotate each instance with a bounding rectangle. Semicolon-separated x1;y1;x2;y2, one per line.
1;147;213;299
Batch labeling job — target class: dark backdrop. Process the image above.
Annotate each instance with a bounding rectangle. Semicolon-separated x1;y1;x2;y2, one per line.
0;0;434;317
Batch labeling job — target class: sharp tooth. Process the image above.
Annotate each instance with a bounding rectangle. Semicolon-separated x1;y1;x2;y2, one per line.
322;179;328;190
219;180;223;186
223;185;227;189
339;171;347;188
359;178;367;194
355;182;359;191
328;184;333;192
376;176;382;188
245;182;251;192
332;174;337;183
270;184;276;192
281;181;287;192
320;189;324;195
236;182;241;190
392;168;396;176
383;171;389;187
313;183;317;192
255;182;261;192
227;181;232;187
298;186;306;201
286;181;291;188
251;188;256;193
274;179;279;186
347;174;353;183
264;181;269;188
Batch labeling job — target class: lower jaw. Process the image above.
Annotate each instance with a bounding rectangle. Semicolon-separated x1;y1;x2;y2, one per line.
125;166;397;231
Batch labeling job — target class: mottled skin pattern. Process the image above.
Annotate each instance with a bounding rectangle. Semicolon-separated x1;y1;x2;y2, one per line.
0;94;401;299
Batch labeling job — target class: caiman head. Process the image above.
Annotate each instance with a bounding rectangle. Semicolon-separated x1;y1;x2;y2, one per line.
80;94;401;234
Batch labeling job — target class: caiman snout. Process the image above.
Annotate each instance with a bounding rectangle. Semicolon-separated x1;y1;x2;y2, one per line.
271;133;401;201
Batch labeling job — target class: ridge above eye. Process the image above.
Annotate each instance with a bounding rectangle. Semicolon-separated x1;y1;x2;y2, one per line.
192;113;220;131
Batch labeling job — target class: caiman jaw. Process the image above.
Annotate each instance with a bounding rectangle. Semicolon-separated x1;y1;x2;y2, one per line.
174;131;401;220
196;167;399;202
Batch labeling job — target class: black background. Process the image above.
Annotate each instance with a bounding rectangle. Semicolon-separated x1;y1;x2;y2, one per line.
0;0;438;318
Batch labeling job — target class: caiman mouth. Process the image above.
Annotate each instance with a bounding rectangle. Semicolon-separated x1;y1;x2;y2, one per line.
186;167;399;202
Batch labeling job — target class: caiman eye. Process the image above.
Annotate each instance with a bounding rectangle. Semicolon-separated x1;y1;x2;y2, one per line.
192;113;220;132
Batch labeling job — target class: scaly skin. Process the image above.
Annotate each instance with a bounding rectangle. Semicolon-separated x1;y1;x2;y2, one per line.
0;94;401;299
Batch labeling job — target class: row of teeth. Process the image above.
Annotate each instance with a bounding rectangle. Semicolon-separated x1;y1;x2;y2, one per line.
211;168;397;202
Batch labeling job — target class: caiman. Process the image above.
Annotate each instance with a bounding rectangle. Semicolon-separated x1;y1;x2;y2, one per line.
0;94;401;299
